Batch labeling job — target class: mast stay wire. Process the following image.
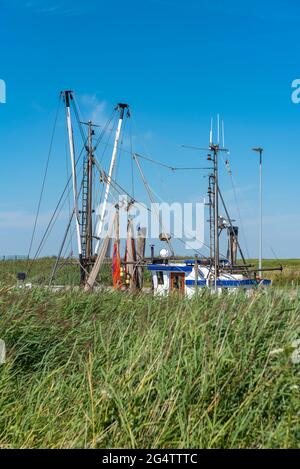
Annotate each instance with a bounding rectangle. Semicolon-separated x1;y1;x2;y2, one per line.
34;174;76;261
48;166;88;284
28;139;88;268
134;152;211;172
94;130;210;171
219;152;250;260
44;160;86;259
129;118;135;198
28;95;62;259
71;94;87;146
92;156;151;214
97;117;117;165
114;111;128;185
268;243;280;261
133;153;175;256
94;107;118;153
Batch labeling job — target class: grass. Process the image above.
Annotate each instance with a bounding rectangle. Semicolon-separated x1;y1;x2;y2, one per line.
0;257;112;287
1;284;300;448
245;259;300;288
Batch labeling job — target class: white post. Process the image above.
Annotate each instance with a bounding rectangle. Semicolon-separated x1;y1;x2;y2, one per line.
94;104;128;254
252;147;263;275
65;91;82;256
259;151;263;274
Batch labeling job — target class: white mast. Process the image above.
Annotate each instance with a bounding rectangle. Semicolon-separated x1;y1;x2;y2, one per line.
94;103;129;254
64;91;82;258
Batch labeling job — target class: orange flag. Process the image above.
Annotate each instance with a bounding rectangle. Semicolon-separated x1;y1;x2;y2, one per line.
112;241;121;289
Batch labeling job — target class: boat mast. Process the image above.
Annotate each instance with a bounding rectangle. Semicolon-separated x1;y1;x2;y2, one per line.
211;144;220;287
86;121;94;260
94;103;129;254
208;174;214;260
63;90;83;274
80;120;95;281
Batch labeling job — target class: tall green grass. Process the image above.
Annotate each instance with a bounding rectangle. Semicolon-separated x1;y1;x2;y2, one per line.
1;285;300;448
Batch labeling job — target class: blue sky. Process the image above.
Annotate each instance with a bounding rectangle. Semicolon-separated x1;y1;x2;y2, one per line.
0;0;300;258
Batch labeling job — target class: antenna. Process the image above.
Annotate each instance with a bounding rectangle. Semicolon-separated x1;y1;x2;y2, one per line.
180;119;235;290
210;117;213;146
222;120;225;148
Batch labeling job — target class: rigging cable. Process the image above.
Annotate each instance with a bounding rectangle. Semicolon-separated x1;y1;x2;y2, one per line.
28;140;87;269
129;118;135;198
114;110;128;184
95;134;211;172
28;95;62;259
94;108;118;153
220;154;250;259
127;152;211;172
48;167;87;284
92;157;150;213
71;93;87;146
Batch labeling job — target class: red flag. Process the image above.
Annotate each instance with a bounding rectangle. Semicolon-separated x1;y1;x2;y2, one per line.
112;242;121;289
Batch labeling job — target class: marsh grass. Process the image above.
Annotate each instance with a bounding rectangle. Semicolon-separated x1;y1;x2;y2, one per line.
1;285;300;448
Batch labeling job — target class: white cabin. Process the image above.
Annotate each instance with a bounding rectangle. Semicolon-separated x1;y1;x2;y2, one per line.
147;260;271;297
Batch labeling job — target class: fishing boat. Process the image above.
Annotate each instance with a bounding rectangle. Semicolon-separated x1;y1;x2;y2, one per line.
147;139;277;296
28;91;281;294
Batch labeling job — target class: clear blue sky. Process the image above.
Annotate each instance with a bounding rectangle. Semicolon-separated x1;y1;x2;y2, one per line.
0;0;300;258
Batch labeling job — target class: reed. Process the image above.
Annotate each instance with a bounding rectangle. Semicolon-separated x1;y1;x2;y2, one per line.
0;285;300;448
